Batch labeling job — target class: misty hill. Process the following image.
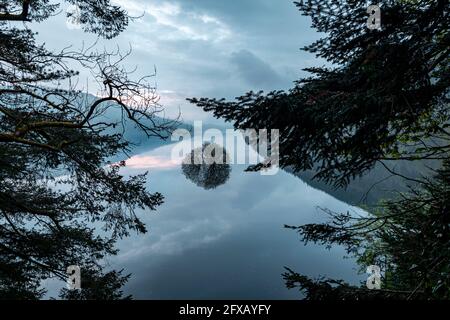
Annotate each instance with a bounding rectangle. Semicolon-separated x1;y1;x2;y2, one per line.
286;159;439;208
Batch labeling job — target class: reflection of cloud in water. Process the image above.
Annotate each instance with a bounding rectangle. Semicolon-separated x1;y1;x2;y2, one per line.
118;217;232;259
126;155;179;170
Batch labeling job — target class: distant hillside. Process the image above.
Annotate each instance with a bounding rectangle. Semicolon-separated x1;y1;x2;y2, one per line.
286;159;440;208
74;93;189;161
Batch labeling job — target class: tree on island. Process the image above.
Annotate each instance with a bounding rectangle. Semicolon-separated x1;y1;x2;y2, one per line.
181;143;232;190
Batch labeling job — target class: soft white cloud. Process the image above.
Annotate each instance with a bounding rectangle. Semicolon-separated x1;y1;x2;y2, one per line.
113;0;231;42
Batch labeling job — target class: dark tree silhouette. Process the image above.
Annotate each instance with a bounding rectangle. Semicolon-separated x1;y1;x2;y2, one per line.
190;0;449;299
284;159;450;300
0;1;175;299
190;0;449;187
182;143;231;190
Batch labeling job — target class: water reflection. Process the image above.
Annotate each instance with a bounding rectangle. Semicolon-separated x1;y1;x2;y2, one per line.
126;155;178;170
106;137;366;299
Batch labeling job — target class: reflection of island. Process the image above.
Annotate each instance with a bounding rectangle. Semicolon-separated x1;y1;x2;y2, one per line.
182;143;231;190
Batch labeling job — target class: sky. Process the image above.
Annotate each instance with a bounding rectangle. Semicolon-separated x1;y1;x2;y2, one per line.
32;0;322;123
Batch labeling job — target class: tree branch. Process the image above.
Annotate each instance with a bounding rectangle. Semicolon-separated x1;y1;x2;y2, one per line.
0;0;31;22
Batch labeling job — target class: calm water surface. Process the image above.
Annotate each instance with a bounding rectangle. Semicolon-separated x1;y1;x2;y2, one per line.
105;139;366;299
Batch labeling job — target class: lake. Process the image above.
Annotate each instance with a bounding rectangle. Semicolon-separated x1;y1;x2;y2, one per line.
99;137;367;299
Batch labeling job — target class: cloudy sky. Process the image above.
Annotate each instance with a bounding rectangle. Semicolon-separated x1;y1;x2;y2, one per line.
33;0;322;123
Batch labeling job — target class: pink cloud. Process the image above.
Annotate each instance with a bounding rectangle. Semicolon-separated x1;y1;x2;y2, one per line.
126;155;179;170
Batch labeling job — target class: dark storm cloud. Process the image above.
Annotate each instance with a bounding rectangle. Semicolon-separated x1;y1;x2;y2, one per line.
230;49;290;89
